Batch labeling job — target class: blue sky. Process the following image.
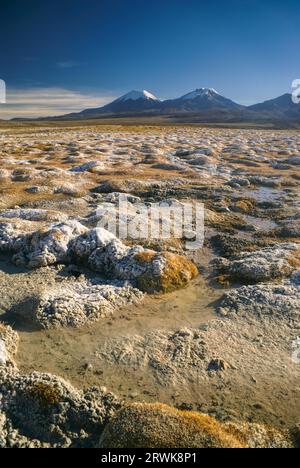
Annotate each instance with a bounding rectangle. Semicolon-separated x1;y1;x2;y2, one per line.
0;0;299;118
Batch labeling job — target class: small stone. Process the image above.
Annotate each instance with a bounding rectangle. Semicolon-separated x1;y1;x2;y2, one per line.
84;363;93;372
208;358;230;372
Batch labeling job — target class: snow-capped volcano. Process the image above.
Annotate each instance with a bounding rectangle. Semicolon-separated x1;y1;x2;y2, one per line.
159;87;243;111
47;87;244;120
115;90;160;102
180;88;220;100
82;89;161;114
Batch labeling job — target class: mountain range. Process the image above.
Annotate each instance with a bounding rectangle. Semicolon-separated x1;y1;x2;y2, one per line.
13;88;300;127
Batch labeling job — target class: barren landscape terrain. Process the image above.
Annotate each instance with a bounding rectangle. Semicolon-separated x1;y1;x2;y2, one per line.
1;123;300;448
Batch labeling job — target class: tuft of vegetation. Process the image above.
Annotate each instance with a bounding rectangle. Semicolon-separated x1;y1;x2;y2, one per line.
287;250;300;269
136;251;198;293
234;199;256;214
28;382;61;408
99;402;246;448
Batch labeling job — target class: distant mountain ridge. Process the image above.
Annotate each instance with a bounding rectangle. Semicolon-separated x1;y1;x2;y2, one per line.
249;93;300;120
160;88;244;113
11;88;300;127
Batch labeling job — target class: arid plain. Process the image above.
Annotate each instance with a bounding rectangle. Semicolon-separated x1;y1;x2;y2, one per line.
1;123;300;448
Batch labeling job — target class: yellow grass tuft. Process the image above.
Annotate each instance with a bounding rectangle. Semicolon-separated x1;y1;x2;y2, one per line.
135;251;198;293
28;382;61;408
99;402;246;448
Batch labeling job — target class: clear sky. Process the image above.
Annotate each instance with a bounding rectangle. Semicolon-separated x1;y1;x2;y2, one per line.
0;0;299;118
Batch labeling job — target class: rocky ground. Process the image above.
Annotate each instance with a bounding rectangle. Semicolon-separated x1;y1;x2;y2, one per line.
0;124;300;447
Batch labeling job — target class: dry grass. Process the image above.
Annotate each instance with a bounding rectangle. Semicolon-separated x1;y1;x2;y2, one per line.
134;251;157;263
99;402;246;448
28;382;61;408
135;251;198;293
287;250;300;269
235;199;256;214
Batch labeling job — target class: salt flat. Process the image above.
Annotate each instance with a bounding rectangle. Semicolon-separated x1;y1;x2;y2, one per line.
1;124;300;447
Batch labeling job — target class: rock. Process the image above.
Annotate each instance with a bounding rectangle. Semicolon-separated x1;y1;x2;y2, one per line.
0;323;19;368
248;176;281;188
0;208;68;223
227;178;251;188
21;279;143;329
1;218;197;295
0;169;11;181
208;358;230;372
211;234;260;257
70;161;104;172
276;221;300;238
53;183;84;196
218;244;300;283
81;232;197;293
12;220;88;268
0;370;121;448
84;363;93;372
225;422;293;448
219;283;300;321
283;156;300;166
26;186;52;194
0;340;8;366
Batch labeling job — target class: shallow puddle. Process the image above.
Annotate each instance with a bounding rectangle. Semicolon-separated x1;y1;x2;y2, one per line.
17;275;221;398
242;186;283;202
243;214;278;231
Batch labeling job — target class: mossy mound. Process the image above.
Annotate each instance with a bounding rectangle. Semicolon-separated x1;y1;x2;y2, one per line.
135;252;198;293
99;403;245;448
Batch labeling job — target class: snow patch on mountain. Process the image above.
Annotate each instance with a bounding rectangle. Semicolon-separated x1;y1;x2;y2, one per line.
181;88;220;100
116;90;160;102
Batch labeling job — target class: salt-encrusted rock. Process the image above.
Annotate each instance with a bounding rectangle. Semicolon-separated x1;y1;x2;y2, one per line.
227;177;251;188
0;323;19;368
1;218;197;293
0;208;68;223
224;421;293;449
70;228;198;293
276;221;300;238
11;169;32;182
217;243;300;283
25;186;52;194
12;220;88;268
70;228;118;262
94;179;163;195
0;370;121;448
133;251;198;293
248;176;281;188
53;182;84;196
0;169;11;181
219;283;300;321
0;221;31;252
283;156;300;166
70;161;104;172
89;246;198;293
25;279;143;329
103;192;141;204
211;234;260;257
